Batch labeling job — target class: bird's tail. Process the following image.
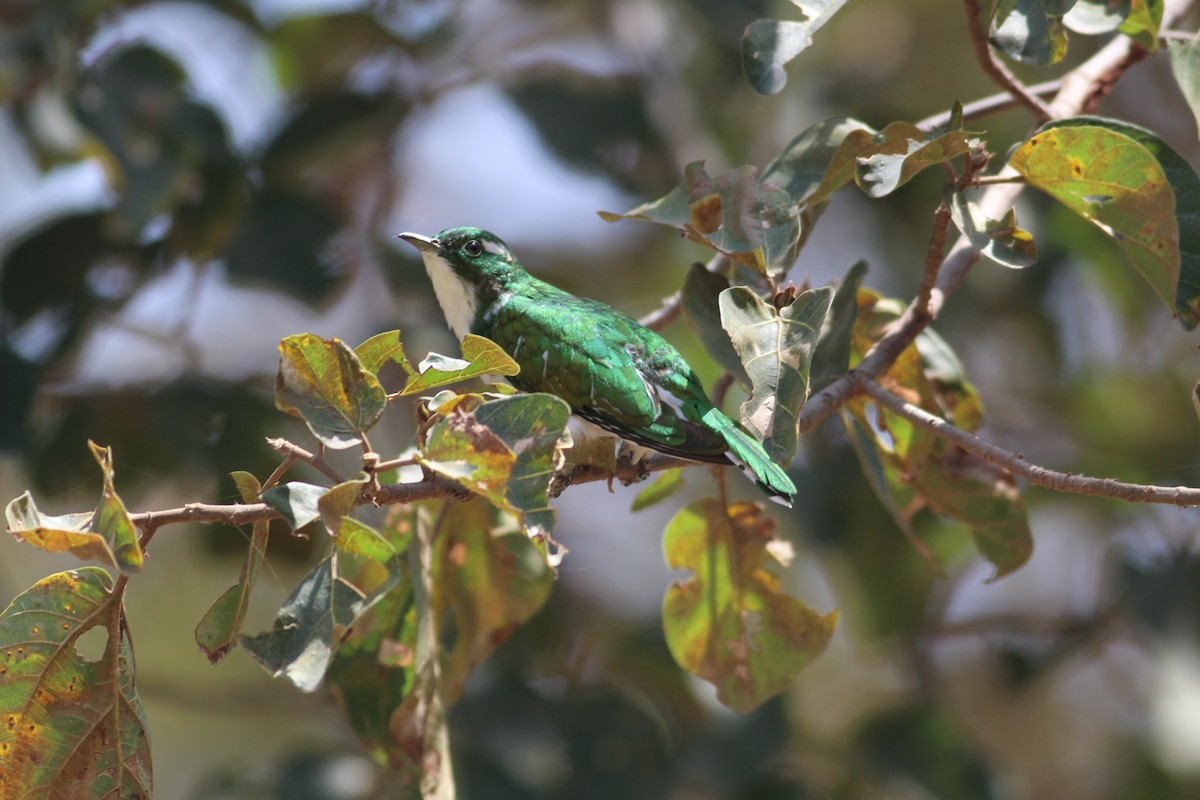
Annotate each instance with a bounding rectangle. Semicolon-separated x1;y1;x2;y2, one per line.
702;408;796;507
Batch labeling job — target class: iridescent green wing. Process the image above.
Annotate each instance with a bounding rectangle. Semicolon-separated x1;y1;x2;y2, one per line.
481;294;661;428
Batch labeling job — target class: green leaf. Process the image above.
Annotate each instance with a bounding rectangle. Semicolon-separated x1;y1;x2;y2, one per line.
0;568;152;796
327;503;419;774
195;471;271;663
681;264;750;386
719;286;834;465
418;394;571;562
318;474;370;537
990;0;1072;65
400;334;520;396
5;491;113;567
945;187;1038;269
276;333;386;449
600;162;802;278
433;499;555;700
1010;123;1180;313
810;260;869;392
1169;36;1200;138
1056;117;1200;329
260;481;325;530
760;117;874;205
355;329;415;377
662;499;836;713
242;520;400;692
1064;0;1131;34
854;127;980;198
740;2;849;95
1117;0;1162;50
87;441;143;574
630;468;687;511
918;454;1033;580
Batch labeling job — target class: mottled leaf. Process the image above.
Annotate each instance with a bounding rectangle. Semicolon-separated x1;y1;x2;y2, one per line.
400;334;519;396
719;286;834;464
1051;116;1200;329
5;491;112;567
318;474;370;537
810;260;868;392
327;506;418;772
1010;123;1182;320
1118;0;1162;50
990;0;1072;65
433;499;554;700
662;499;836;713
276;333;386;449
87;441;143;574
1064;0;1130;33
355;329;415;377
600;162;802;278
630;468;687;511
242;520;400;692
260;481;325;530
195;471;270;663
855;127;980;198
740;1;849;95
760;117;874;204
0;568;152;797
945;187;1038;269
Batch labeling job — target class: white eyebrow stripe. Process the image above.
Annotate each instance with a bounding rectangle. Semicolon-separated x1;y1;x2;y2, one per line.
482;240;510;258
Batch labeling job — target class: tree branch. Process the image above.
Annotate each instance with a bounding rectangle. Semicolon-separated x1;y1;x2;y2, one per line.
126;453;696;533
859;376;1200;507
639;253;730;331
795;0;1198;435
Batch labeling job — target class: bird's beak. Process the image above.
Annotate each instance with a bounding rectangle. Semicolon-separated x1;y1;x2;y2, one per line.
397;232;441;254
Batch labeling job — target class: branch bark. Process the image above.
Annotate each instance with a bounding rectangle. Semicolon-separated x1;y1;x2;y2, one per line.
860;376;1200;507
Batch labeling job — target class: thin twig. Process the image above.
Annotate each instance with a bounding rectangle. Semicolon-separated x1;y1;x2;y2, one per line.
859;376;1200;507
916;202;953;319
638;253;731;331
962;0;1054;123
794;0;1199;436
266;438;346;484
916;80;1062;132
125;453;698;533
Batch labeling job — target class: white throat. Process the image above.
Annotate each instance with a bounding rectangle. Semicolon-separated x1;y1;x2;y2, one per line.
419;251;478;340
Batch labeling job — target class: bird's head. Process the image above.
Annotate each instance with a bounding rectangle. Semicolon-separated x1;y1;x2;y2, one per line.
398;226;523;288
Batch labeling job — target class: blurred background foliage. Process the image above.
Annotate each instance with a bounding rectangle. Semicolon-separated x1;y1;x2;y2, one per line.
2;0;1200;798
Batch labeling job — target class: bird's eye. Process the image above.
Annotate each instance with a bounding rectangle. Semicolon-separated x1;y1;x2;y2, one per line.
463;240;484;257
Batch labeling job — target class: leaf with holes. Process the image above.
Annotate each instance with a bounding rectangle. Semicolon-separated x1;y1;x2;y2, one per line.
276;333;386;449
0;568;152;797
355;329;415;377
662;499;836;713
